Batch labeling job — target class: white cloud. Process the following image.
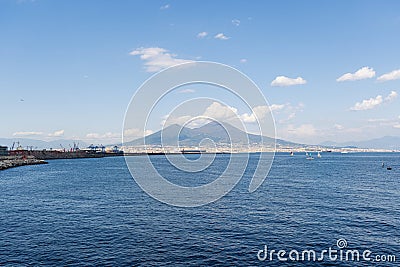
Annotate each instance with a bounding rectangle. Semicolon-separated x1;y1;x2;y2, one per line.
336;66;375;82
86;132;120;139
350;95;383;111
162;114;196;127
286;113;296;121
271;76;307;87
270;104;286;111
366;116;400;129
238;104;285;123
232;19;240;26
377;69;400;82
240;59;247;63
334;124;344;130
130;47;193;72
214;33;230;40
239;106;267;123
287;124;317;137
394;124;400;129
350;91;397;111
179;88;195;93
13;131;43;136
385;91;398;102
160;4;170;10
203;102;238;120
367;118;391;123
48;130;64;137
124;128;153;138
276;103;304;124
197;32;208;38
162;102;288;129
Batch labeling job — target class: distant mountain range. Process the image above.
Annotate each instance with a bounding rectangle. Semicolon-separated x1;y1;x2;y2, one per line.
321;136;400;150
0;138;88;150
123;122;300;148
1;126;399;150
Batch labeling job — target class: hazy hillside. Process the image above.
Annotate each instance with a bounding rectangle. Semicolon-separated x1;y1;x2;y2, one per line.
321;136;400;150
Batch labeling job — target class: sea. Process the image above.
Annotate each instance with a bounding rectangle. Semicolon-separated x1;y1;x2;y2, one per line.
0;153;399;266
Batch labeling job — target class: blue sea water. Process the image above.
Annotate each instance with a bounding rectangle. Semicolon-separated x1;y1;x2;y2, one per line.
0;153;399;266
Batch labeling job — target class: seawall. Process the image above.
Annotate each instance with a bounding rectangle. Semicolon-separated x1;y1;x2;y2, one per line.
0;156;48;171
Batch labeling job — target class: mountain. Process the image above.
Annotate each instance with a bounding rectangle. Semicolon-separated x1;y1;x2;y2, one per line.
0;138;88;150
320;136;400;150
123;122;299;147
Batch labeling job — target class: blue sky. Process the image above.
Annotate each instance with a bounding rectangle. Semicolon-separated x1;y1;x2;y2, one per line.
1;0;400;145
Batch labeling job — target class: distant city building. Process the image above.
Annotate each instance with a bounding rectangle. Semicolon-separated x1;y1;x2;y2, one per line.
0;146;8;156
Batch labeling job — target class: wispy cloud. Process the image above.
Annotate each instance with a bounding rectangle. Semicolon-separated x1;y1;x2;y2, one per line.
276;103;304;124
350;91;397;111
13;131;43;136
203;102;238;120
160;4;170;10
85;132;120;140
48;130;64;137
124;128;154;138
130;47;193;72
214;33;230;40
239;104;285;123
163;102;285;127
179;88;195;94
197;31;208;38
377;69;400;82
337;66;375;82
367;116;400;129
240;59;247;63
287;124;317;137
385;91;398;102
334;124;344;130
232;19;240;26
350;95;383;111
271;76;307;87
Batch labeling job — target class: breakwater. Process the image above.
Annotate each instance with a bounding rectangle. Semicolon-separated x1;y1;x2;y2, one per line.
9;150;123;160
0;156;47;170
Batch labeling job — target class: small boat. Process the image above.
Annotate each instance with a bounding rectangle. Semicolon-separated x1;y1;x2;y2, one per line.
317;152;321;158
341;151;349;154
387;167;392;170
181;149;206;154
290;151;294;156
306;152;314;160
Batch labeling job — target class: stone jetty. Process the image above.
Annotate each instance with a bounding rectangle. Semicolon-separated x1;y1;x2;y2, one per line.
0;155;47;171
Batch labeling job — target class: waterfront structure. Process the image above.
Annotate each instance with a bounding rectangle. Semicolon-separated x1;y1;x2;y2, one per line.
0;146;8;156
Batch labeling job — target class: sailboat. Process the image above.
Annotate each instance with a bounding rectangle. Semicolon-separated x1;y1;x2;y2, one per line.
290;151;294;156
317;152;321;158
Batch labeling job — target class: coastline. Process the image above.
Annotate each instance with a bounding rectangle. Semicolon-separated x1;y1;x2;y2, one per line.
0;156;48;171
